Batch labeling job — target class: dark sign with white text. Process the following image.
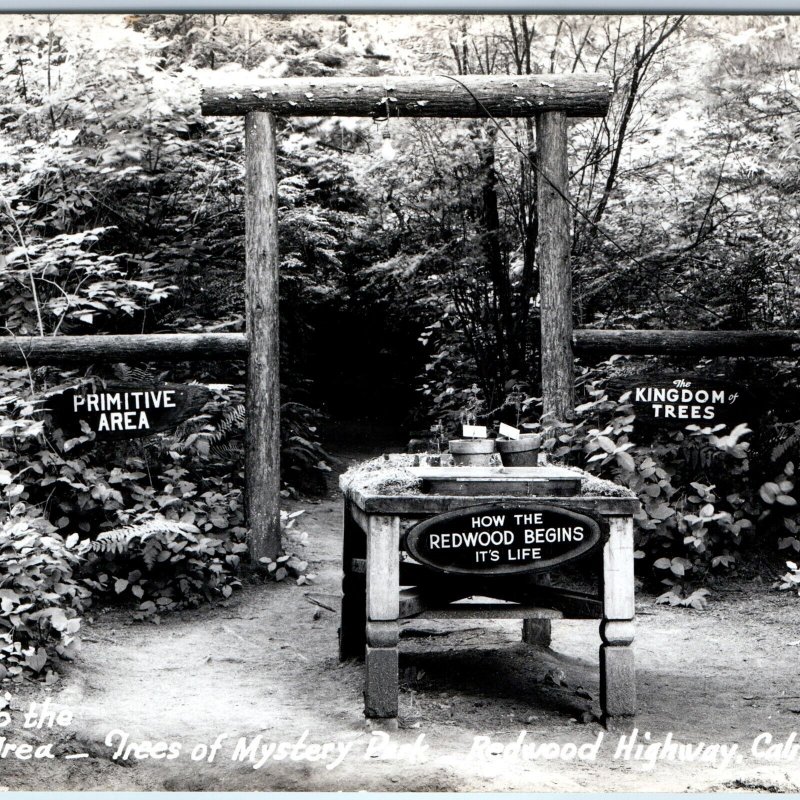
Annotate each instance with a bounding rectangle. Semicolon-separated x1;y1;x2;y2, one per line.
622;376;753;429
48;383;211;440
405;502;604;576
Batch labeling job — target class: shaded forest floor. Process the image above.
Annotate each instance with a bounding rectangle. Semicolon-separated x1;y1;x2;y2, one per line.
4;440;800;791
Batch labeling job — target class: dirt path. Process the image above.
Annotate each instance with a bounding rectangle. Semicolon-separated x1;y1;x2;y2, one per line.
4;449;800;791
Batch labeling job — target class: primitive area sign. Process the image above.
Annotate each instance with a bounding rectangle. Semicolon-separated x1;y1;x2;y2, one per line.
405;502;604;576
622;376;752;428
48;383;211;440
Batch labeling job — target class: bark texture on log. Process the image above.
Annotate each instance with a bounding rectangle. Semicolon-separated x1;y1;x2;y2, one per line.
573;329;800;357
245;112;281;562
0;333;247;365
537;111;574;424
202;74;612;118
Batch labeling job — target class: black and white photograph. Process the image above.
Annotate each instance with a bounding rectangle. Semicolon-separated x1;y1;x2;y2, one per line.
1;8;800;794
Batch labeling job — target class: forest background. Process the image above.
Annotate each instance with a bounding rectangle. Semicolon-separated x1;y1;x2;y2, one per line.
1;13;800;678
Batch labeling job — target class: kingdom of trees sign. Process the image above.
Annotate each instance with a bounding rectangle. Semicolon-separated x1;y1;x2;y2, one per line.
48;384;211;440
405;502;604;576
622;376;753;428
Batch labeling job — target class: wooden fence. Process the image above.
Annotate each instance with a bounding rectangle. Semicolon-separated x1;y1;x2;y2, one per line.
5;72;795;561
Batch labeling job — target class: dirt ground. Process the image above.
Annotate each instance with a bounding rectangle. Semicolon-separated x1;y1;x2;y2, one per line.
4;447;800;792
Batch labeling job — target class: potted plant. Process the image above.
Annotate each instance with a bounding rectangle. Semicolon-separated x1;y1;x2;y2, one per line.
449;384;495;466
495;386;541;467
495;433;541;466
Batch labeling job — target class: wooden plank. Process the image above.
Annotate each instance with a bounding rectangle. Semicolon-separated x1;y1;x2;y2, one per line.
602;516;635;620
410;466;580;480
398;586;473;618
531;585;601;618
419;603;564;620
537;111;574;424
202;74;613;118
399;588;429;619
410;465;581;497
245;111;281;562
0;333;247;365
419;476;580;497
451;577;600;618
367;515;400;621
573;329;800;357
348;488;640;517
396;568;601;619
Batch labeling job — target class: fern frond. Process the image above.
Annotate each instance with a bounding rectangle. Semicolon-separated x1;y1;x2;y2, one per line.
209;440;244;460
111;364;154;383
207;404;245;446
170;403;245;457
772;422;800;463
81;519;197;556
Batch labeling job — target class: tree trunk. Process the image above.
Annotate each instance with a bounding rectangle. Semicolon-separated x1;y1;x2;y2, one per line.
480;128;515;375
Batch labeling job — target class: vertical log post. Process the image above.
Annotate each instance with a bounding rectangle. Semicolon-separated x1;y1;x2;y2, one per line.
536;111;574;424
245;111;281;561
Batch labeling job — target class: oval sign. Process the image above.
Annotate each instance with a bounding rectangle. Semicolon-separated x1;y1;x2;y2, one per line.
405;502;605;577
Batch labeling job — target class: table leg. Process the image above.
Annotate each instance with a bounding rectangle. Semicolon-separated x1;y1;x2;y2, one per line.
523;573;552;646
600;515;636;718
365;514;400;721
339;500;366;661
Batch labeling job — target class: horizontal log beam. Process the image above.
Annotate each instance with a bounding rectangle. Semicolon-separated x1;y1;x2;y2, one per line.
573;329;800;357
0;333;248;366
201;74;612;118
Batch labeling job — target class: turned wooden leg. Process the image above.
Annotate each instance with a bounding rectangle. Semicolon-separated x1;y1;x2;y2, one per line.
600;516;636;718
364;515;400;721
339;501;366;661
523;573;552;646
522;619;552;646
365;620;399;722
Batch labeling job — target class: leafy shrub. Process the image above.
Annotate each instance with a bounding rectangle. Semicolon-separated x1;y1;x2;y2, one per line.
463;366;800;602
0;518;89;680
775;560;800;595
257;510;316;586
759;461;799;555
79;517;246;617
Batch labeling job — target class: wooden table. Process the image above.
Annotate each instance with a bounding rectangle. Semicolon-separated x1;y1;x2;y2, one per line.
339;477;639;726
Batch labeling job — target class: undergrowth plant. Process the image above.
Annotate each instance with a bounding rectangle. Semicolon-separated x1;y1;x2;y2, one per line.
79;518;246;617
0;518;88;681
0;366;322;676
478;366;800;608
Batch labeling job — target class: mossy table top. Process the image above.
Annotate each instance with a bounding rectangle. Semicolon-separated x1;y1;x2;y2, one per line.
340;455;640;517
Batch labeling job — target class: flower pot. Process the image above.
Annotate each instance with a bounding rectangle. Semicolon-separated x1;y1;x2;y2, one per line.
495;433;541;467
449;438;496;466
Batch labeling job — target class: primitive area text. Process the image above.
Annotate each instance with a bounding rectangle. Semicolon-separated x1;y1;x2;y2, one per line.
72;389;177;432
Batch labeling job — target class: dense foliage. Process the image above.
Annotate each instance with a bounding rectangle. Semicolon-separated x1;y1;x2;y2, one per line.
1;14;800;675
